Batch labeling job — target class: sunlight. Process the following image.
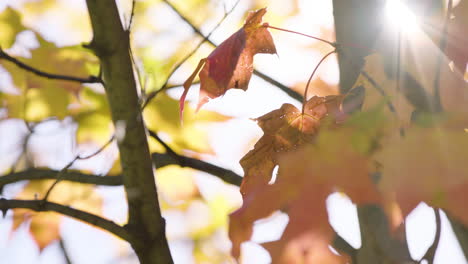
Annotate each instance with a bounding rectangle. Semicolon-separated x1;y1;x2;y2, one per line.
385;0;420;33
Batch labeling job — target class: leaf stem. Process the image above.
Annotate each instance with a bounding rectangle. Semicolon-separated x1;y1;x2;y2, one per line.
302;50;336;113
265;24;336;47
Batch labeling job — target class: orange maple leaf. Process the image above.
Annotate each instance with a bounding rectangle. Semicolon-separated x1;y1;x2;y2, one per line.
229;96;360;260
180;8;277;119
240;95;343;196
377;124;468;223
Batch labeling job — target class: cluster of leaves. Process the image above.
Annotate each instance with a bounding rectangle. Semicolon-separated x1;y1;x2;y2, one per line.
181;6;468;263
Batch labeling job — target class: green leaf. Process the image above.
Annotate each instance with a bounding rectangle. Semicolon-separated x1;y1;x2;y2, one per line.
0;7;26;48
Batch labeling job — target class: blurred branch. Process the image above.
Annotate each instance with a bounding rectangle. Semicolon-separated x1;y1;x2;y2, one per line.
0;198;130;241
0;47;102;84
143;0;240;108
162;0;303;102
432;0;453;111
333;234;357;261
0;169;122;190
418;208;441;264
148;130;242;186
59;238;73;264
447;213;468;260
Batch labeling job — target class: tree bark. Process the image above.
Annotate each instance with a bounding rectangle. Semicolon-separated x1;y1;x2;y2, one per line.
85;1;173;263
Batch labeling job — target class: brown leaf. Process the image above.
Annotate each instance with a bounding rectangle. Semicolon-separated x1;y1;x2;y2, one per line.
377;124;468;221
239;96;343;197
229;96;352;259
447;0;468;73
180;8;277;117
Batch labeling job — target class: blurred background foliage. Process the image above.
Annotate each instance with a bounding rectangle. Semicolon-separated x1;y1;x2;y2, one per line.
0;0;360;263
0;0;330;263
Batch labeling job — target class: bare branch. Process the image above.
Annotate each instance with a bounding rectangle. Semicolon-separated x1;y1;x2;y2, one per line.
152;153;242;186
59;238;73;264
418;208;442;264
0;169;122;190
0;47;102;84
148;130;242;186
0;198;130;241
432;0;453;111
161;0;303;103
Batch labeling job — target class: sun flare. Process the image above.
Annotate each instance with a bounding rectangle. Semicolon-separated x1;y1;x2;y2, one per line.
385;0;420;33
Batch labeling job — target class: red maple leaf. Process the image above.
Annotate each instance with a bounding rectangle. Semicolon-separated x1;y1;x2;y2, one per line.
180;8;277;119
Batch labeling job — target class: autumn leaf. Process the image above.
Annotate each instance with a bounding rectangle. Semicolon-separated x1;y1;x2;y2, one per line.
180;8;277;118
11;178;103;250
377;121;468;223
446;0;468;73
229;96;351;259
239;95;343;197
0;7;26;49
12;209;61;251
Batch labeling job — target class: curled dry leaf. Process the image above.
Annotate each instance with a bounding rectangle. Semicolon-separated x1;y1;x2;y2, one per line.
180;8;277;119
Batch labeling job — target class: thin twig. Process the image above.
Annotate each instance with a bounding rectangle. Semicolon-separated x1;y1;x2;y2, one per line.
360;70;396;113
42;136;115;202
0;48;102;84
142;0;240;108
147;130;178;157
59;238;73;264
418;208;442;264
432;0;453;112
127;0;137;31
0;169;122;189
161;0;303;103
0;198;130;241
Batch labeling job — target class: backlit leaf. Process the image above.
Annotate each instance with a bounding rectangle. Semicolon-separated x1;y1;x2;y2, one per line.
0;7;26;48
180;8;277;117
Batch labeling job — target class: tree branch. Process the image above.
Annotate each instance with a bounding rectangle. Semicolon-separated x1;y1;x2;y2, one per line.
447;213;468;261
0;47;102;84
152;153;242;186
432;0;453;112
148;129;242;186
0;169;122;190
418;208;441;264
162;0;303;102
0;198;130;241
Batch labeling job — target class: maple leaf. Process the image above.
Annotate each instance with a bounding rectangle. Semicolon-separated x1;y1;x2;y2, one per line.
239;95;343;196
230;128;377;262
230;96;361;260
11;179;103;250
377;122;468;224
446;0;468;73
180;8;277;118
